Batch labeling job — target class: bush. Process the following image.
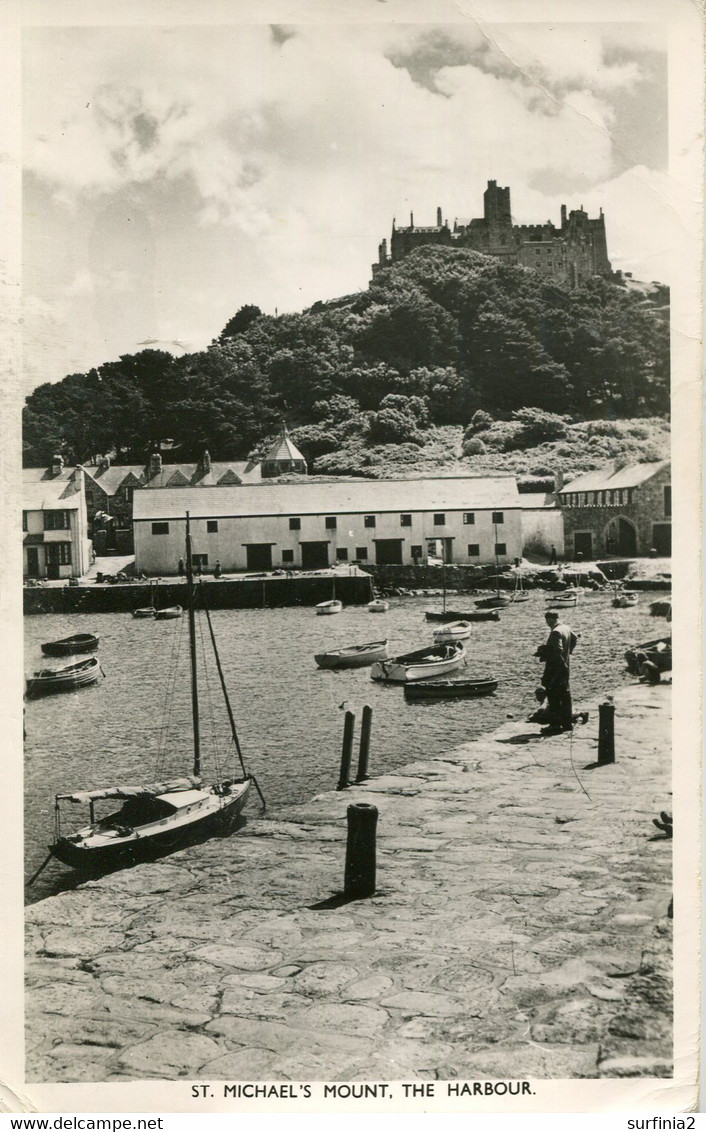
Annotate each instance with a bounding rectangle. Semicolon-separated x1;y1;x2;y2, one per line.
586;420;622;437
465;409;493;437
368;407;424;445
462;437;486;456
510;408;570;445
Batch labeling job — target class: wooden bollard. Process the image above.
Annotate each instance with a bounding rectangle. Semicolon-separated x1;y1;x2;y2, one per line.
597;700;615;764
337;710;355;790
344;802;378;898
356;705;373;782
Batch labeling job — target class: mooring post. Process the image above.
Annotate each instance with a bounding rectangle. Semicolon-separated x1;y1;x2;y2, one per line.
597;700;616;764
356;705;373;782
344;802;378;898
337;710;356;790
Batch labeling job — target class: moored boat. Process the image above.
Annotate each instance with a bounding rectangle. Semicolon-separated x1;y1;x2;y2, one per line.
625;637;672;675
432;620;472;642
425;609;500;623
404;677;498;701
371;641;465;683
316;599;343;615
47;513;259;874
545;591;579;608
474;595;510;609
368;599;390;613
315;639;389;670
132;607;157;619
26;656;102;698
612;591;638;608
41;633;99;656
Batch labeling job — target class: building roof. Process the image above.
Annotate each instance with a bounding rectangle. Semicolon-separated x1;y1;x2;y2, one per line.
84;459;262;494
262;426;306;466
23;467;83;510
133;476;521;521
518;492;560;509
559;461;670;494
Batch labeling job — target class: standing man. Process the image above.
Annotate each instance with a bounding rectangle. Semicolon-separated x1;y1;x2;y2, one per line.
549;545;558;565
535;610;577;733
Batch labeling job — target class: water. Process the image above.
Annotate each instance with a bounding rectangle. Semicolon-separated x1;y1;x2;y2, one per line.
24;594;659;902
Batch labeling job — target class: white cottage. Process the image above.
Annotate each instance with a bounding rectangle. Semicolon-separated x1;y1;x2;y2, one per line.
23;458;91;579
133;476;523;575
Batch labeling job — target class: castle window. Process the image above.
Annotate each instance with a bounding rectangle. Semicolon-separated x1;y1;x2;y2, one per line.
463;512;475;525
364;515;376;528
289;517;301;531
325;516;337;530
467;544;480;557
207;520;218;534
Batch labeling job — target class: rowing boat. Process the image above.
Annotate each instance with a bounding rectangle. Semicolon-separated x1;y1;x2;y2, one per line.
41;633;99;656
432;620;472;642
26;656;102;698
371;641;466;683
315;639;389;670
404;677;498;701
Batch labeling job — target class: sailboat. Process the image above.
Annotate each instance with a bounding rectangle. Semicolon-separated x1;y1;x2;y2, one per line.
509;569;530;604
475;525;511;609
426;542;501;621
316;573;343;615
47;514;259;873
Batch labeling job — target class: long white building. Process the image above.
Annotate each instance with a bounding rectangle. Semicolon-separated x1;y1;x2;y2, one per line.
133;476;523;575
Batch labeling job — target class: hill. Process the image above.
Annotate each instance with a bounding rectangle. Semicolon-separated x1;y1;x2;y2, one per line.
23;246;670;472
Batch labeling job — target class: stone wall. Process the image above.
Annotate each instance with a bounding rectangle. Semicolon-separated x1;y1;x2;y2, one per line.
562;466;671;558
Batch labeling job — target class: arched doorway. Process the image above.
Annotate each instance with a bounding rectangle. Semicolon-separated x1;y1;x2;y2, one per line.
603;516;637;556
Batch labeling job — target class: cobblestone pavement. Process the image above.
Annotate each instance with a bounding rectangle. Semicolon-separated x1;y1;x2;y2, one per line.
26;683;671;1082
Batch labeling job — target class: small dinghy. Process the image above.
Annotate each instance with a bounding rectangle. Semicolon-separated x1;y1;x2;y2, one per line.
154;606;183;620
315;639;389;670
26;656;102;698
432;620;472;642
132;607;157;619
368;599;390;613
426;609;500;623
41;633;99;657
545;590;579;608
404;677;498;701
612;591;638;608
371;641;465;683
625;637;672;675
316;599;343;615
474;595;510;609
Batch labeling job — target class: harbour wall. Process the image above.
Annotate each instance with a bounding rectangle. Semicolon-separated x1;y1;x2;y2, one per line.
23;572;374;615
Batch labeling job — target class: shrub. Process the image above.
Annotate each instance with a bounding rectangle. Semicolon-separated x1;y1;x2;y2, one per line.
465;409;494;437
586;420;622;437
462;437;486;456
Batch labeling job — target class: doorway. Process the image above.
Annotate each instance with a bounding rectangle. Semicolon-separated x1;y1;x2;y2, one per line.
374;539;404;565
604;517;637;556
300;541;329;570
652;524;671;556
573;532;593;559
26;547;40;577
245;544;273;571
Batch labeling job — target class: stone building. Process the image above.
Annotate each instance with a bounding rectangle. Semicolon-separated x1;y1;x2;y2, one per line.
82;450;262;550
23;458;91;580
558;461;671;559
373;180;612;288
133;476;522;575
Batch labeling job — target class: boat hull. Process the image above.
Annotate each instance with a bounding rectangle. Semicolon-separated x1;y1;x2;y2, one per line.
132;608;157;619
404;678;498;700
371;643;465;683
51;780;251;871
474;596;510;609
316;600;343;615
41;634;99;656
425;609;500;622
154;606;183;620
26;657;101;698
625;639;671;675
315;641;389;669
368;600;390;613
432;621;472;642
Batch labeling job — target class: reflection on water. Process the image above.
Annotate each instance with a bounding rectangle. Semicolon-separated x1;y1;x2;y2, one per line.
24;593;660;902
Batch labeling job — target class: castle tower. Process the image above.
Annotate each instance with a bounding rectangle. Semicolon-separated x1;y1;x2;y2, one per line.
483;180;512;230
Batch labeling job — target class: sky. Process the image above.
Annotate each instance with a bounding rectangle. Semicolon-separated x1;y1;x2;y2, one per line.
22;16;673;391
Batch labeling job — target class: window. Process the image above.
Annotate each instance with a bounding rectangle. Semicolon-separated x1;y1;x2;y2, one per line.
152;522;169;535
411;545;423;559
58;543;72;565
463;512;475;525
22;511;27;531
492;511;504;524
355;547;368;561
467;543;480;557
44;510;69;530
433;513;445;526
325;516;337;530
495;543;506;556
282;549;294;564
289;517;301;531
207;520;218;534
336;547;348;561
364;515;376;528
400;514;412;527
192;553;208;569
664;486;671;518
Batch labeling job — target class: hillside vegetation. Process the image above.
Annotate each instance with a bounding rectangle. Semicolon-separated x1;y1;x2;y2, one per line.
23;246;670;477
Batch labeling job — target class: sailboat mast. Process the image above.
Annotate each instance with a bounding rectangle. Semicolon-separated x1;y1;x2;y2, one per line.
185;512;201;777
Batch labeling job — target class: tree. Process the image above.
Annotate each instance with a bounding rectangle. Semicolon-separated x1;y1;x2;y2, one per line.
219;304;263;340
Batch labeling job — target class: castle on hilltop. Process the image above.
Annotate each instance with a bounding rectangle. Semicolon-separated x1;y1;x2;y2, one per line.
373;180;612;288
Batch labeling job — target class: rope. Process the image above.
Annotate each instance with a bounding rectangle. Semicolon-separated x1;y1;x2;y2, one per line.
199;583;251;783
567;719;592;802
155;617;185;777
197;609;222;779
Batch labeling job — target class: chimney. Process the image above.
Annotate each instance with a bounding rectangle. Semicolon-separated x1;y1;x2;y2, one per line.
437;206;442;226
410;211;414;228
51;454;64;477
148;452;162;479
101;455;111;470
202;448;211;473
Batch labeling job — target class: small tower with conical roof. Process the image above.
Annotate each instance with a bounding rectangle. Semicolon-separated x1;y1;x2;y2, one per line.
261;422;308;478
